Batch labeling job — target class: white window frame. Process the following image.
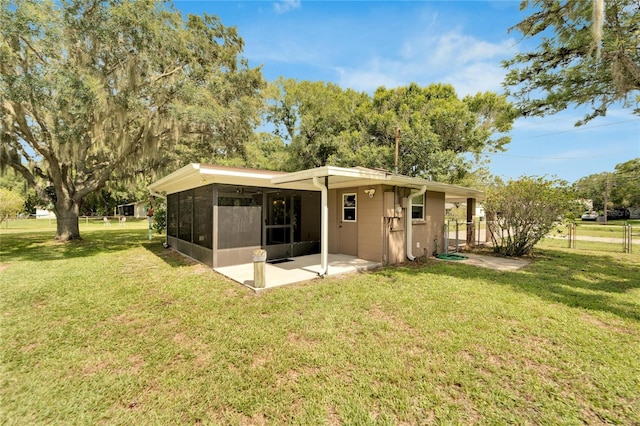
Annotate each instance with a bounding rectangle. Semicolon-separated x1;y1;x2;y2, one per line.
411;194;425;220
342;193;357;222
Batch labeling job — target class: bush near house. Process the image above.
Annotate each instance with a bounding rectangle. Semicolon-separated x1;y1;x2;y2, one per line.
152;205;166;234
484;176;573;256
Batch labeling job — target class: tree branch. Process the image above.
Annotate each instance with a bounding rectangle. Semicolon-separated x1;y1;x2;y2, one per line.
18;36;46;64
151;65;184;84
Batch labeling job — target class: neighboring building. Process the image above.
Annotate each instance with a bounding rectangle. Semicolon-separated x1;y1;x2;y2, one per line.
116;201;148;218
148;164;483;272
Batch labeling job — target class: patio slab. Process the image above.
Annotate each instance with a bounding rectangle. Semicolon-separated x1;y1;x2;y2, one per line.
214;253;381;290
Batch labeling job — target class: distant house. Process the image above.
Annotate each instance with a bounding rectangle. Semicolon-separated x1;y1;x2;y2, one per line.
35;208;56;219
116;201;148;218
148;164;483;272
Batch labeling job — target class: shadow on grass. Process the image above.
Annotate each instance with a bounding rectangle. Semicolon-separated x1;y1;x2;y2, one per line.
1;227;209;271
0;229;164;263
391;249;640;323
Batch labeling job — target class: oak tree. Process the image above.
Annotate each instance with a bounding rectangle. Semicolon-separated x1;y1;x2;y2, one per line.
504;0;640;124
0;0;264;240
265;80;516;183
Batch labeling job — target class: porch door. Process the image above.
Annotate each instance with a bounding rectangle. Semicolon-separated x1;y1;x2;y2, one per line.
338;191;358;256
265;191;293;260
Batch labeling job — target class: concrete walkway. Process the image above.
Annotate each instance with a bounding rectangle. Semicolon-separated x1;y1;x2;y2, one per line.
453;253;530;272
214;253;381;290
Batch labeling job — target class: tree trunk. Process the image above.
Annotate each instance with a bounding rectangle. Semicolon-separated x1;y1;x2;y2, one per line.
54;196;81;241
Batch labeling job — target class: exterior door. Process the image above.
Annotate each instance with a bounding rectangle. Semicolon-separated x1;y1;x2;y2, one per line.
265;191;292;260
338;191;358;256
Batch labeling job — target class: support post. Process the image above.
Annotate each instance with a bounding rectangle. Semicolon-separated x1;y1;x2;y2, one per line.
253;249;267;288
312;176;329;276
466;198;476;247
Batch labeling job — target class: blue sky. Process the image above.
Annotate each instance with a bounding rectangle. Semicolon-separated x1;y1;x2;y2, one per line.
175;0;639;184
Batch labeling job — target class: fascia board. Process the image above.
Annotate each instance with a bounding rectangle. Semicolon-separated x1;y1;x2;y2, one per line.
147;164;201;193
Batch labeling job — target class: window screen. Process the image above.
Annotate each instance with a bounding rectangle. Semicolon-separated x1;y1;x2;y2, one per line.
217;185;263;249
167;193;178;237
178;190;193;242
193;185;213;249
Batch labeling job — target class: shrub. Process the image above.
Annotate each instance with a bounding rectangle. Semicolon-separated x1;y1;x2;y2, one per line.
484;176;573;256
152;206;166;234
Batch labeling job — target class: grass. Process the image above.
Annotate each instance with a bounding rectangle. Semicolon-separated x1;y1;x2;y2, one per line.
1;221;639;424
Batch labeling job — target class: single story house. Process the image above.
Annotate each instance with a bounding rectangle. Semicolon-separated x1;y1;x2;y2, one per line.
148;164;483;274
116;201;148;218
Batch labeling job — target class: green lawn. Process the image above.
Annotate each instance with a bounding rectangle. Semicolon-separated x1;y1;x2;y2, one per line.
1;221;639;424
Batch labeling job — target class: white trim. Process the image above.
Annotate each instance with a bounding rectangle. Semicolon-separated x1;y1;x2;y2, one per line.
342;193;357;222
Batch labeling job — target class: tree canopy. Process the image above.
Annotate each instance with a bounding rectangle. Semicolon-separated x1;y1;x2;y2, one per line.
265;79;516;183
503;0;640;124
573;158;640;210
0;187;25;224
0;0;264;240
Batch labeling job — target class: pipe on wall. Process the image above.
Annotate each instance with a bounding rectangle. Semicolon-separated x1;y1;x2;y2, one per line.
406;185;427;261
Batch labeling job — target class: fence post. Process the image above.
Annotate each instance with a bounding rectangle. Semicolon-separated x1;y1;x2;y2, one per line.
443;222;449;254
567;222;576;249
623;223;632;254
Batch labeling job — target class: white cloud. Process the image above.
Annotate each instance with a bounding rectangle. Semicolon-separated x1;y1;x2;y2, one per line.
335;30;518;96
273;0;300;14
335;66;405;93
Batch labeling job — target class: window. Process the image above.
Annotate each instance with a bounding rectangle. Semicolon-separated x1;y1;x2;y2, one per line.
342;193;356;222
411;194;424;220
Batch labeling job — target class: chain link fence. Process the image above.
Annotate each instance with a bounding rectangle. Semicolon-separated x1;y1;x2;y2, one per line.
563;222;635;253
444;220;636;254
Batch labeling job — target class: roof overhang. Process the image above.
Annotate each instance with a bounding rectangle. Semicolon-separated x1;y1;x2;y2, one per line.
148;164;483;201
148;164;314;195
271;166;484;201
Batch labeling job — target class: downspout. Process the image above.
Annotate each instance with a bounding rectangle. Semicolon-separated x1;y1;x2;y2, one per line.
406;185;427;261
312;176;329;276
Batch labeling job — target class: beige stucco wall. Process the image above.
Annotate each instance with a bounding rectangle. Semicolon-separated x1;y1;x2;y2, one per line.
410;191;445;258
300;192;321;241
328;185;447;263
328;189;339;253
356;185;384;262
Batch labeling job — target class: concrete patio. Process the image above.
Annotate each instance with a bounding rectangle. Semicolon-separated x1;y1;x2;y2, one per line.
214;253;381;290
